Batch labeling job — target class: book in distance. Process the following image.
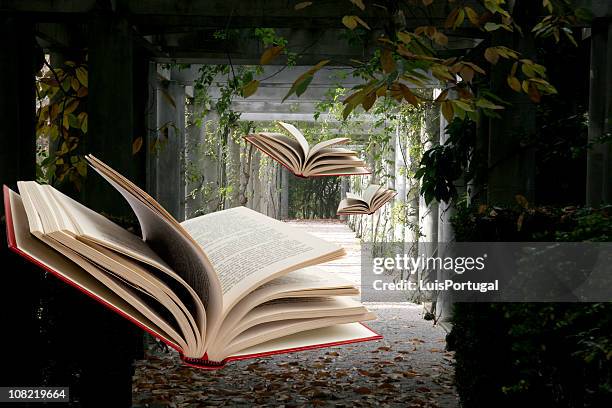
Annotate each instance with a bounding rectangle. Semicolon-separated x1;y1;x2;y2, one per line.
245;121;371;178
337;184;397;215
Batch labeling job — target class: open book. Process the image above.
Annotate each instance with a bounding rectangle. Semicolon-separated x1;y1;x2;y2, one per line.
3;156;380;369
245;121;371;178
337;185;397;215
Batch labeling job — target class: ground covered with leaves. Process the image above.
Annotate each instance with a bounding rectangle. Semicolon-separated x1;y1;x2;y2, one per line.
132;304;458;407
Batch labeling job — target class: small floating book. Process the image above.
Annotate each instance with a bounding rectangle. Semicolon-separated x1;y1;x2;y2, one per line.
245;121;371;178
337;185;397;215
3;155;380;369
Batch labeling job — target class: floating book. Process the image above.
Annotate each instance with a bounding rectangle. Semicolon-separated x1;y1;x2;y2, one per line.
245;121;371;178
3;155;381;370
337;185;397;215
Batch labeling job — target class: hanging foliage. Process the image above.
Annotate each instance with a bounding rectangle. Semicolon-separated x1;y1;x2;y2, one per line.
36;60;88;190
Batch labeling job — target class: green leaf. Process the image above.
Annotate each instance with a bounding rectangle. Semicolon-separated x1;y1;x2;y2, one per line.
76;67;88;87
295;75;313;97
475;98;504;110
241;80;260;97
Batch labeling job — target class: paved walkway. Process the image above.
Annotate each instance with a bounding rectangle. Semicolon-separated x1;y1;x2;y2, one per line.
132;219;458;407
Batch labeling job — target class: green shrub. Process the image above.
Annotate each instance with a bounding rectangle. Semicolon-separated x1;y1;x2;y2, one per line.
448;203;612;407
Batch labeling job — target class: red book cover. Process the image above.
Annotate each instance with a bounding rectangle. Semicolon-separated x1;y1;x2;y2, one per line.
3;185;382;370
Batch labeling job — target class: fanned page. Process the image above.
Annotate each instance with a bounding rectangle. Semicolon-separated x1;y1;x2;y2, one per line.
85;155;222;352
180;206;346;315
16;182;203;356
338;185;397;215
245;121;371;177
4;188;181;352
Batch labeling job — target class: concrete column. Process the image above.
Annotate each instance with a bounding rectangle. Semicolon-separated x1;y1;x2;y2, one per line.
487;2;537;205
84;15;136;215
394;124;407;208
586;18;612;206
154;81;186;220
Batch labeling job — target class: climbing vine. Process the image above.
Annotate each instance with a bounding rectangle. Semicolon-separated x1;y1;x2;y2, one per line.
35;60;88;189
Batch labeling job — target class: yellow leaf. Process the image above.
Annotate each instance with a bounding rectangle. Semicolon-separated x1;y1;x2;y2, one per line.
64;99;79;114
294;1;312;10
353;15;370;30
464;6;480;26
77;86;88;98
76;66;87;87
361;92;376;111
349;0;365;10
484;47;500;64
342;15;358;29
422;0;434;6
507;75;521;92
260;45;284;65
307;59;331;74
381;49;396;73
445;8;460;29
132;137;143;155
441;101;454;122
433;31;448;46
397;31;412;44
71;77;80;91
400;84;420;106
241;80;259;97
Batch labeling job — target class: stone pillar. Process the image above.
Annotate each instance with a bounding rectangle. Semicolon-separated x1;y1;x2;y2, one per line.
85;15;136;215
81;14;142;407
0;16;42;387
586;18;612;206
487;0;538;205
153;80;186;220
394;124;407;209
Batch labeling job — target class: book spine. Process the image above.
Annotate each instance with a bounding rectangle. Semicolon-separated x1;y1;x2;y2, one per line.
180;354;226;370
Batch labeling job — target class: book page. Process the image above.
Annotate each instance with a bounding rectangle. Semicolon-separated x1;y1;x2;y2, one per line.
86;155;223;350
256;134;302;169
245;135;298;174
18;183;203;354
208;267;358;352
219;297;366;348
231;322;379;358
309;137;350;158
213;312;376;360
181;206;345;314
277;121;310;157
7;190;181;352
362;185;382;207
